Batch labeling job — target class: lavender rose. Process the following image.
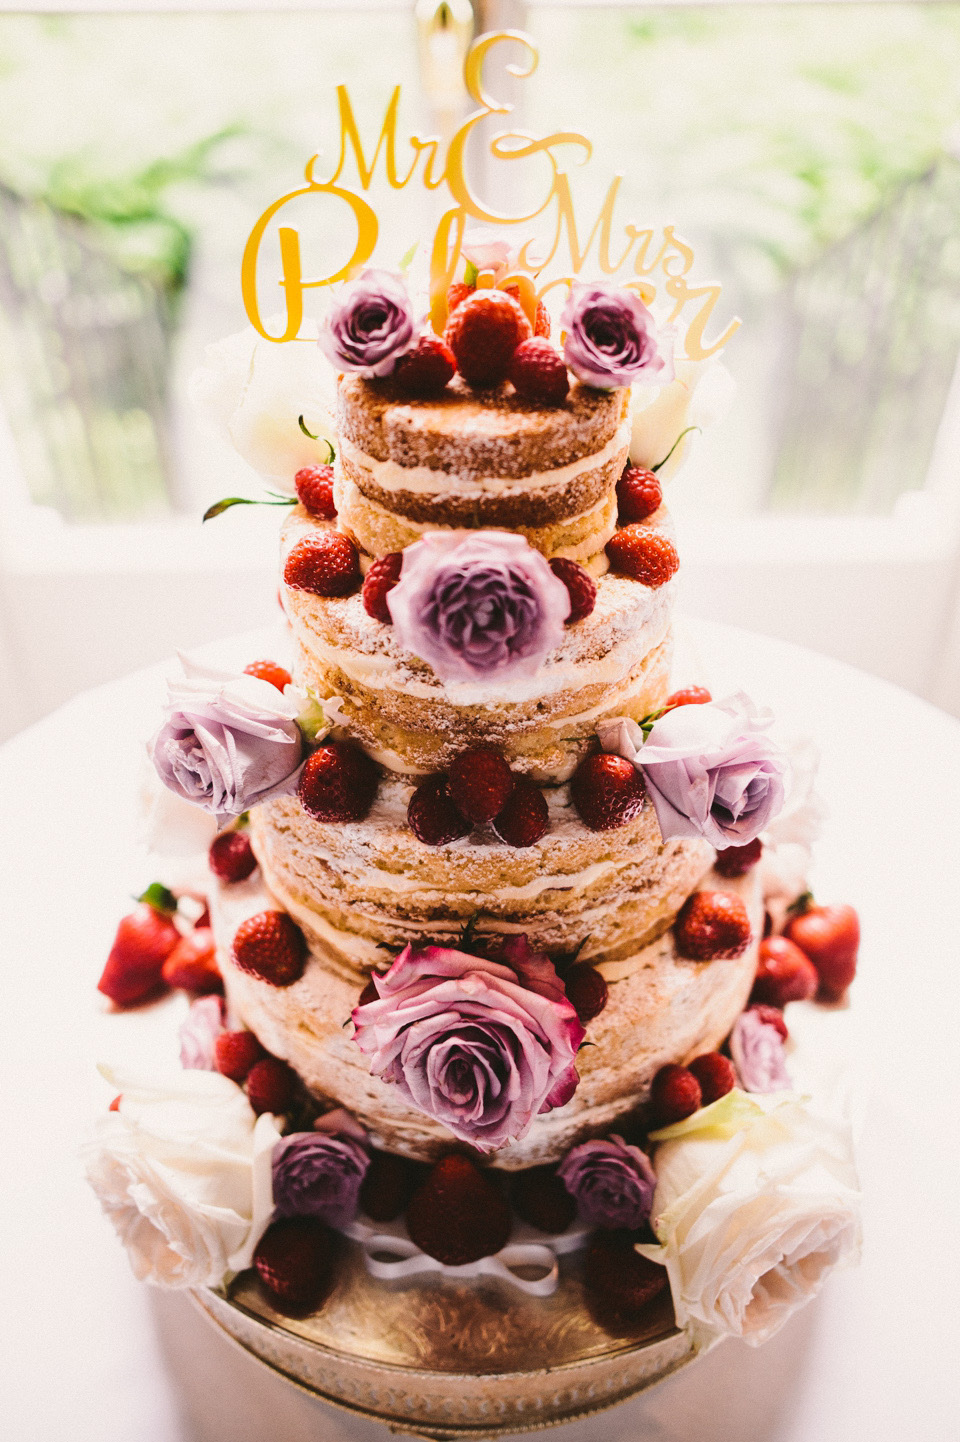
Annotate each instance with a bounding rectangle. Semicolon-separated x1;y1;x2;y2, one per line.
272;1130;369;1227
561;283;674;390
387;531;570;684
318;268;417;378
730;1009;791;1093
150;658;305;821
558;1135;656;1229
597;693;788;850
178;995;225;1071
351;944;585;1152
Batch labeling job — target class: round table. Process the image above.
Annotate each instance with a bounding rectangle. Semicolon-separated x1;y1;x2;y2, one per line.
3;619;959;1442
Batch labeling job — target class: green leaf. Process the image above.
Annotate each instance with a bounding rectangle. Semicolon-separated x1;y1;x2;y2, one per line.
652;425;701;474
137;882;178;916
298;415;319;439
398;241;418;272
202;495;296;522
464;260;479;288
298;417;335;463
647;1088;766;1142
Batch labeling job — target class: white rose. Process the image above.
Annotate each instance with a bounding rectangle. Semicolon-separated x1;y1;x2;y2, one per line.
189;321;336;488
638;1089;861;1348
82;1065;279;1288
629;358;736;480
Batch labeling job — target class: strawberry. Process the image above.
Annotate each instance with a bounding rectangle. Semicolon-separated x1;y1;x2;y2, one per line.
504;286;551;339
714;838;763;878
570;753;646;832
563;962;608;1023
650;1063;701;1126
295;465;337;520
405;1155;512;1266
246;1055;297;1115
209;829;257;884
161;928;222;994
359;1150;424;1223
361;551;404;623
232;910;306;987
606;524;679;587
253;1216;335;1314
408;774;470;846
784;902;860;1002
283;532;360;597
243;659;292;692
97;890;180;1007
548;557;596;622
443;290;532;388
687;1051;735;1105
616;466;662;524
298;742;379;823
674;890;752;961
751;936;817;1007
584;1231;667;1317
214;1029;265;1083
447;748;514;825
393;334;456;397
492;774;549;847
512;1166;577;1233
746;1003;789;1041
663;684;712;711
508;338;570;406
446;281;474;316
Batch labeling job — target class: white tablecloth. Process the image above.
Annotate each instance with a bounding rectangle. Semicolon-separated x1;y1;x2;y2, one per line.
3;619;959;1442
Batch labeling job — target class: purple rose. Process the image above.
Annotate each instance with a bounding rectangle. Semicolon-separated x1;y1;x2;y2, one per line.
597;693;788;849
557;1135;657;1229
730;1009;791;1093
318;268;418;378
178;995;225;1071
387;532;570;684
150;658;305;821
561;283;674;390
351;944;585;1153
272;1130;369;1227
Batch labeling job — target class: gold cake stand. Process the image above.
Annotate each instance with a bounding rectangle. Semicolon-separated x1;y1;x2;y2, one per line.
191;1236;695;1439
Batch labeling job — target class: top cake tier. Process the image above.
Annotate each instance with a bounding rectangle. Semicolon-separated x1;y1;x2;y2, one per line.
335;375;630;570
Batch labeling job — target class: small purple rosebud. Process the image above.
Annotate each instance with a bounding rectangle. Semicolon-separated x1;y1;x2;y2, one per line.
318;268;418;378
561;283;673;390
271;1130;370;1227
730;1009;791;1093
557;1135;657;1229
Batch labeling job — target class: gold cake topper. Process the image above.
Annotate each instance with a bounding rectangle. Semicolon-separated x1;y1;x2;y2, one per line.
241;30;739;360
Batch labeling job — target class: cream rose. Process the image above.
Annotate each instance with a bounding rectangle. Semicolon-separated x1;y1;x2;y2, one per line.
82;1066;279;1288
638;1089;861;1348
629;357;735;479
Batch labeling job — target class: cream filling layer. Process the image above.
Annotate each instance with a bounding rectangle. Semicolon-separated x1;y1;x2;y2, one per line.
340;417;631;500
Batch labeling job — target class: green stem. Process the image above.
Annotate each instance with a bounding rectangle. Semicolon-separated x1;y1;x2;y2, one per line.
652;425;701;474
202;495;296;522
298;417;335;463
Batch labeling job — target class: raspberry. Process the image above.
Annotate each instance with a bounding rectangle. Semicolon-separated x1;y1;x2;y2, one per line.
161;928;222;994
606;524;679;587
393;334;456;397
664;685;712;710
650;1063;702;1126
513;1166;577;1233
784;902;860;1002
232;910;306;987
298;742;379;823
584;1231;668;1318
751;936;817;1007
243;659;292;692
408;774;470;846
446;281;473;316
360;551;403;623
563;962;608;1023
283;532;360;597
246;1055;297;1115
616;466;662;524
214;1029;265;1083
359;1150;424;1223
405;1155;511;1266
508;338;570;406
674;890;752;961
294;465;336;520
714;838;763;877
209;829;257;884
97;901;180;1008
492;774;549;848
746;1003;789;1041
253;1216;335;1314
504;286;551;338
570;752;646;832
548;557;596;623
447;748;514;825
443;290;532;388
687;1052;736;1105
